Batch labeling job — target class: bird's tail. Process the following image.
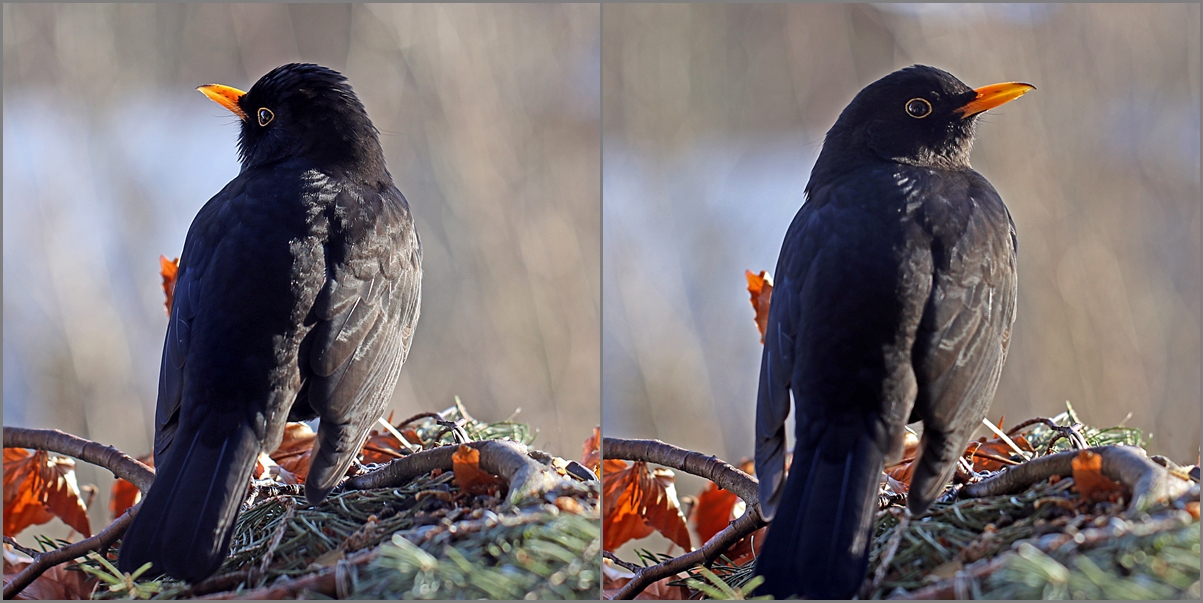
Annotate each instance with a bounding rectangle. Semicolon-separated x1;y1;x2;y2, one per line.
754;421;885;599
117;418;259;583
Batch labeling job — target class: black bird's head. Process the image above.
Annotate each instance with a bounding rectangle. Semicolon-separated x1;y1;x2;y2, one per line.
812;65;1033;180
198;63;387;179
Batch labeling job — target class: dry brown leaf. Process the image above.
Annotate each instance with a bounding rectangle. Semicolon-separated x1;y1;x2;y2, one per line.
602;460;691;552
968;433;1031;472
3;449;91;538
268;422;317;482
3;550;97;600
256;453;300;485
602;573;692;600
884;430;921;486
3;450;53;537
1071;449;1126;502
691;480;739;545
688;478;764;564
159;255;179;316
745;270;773;344
582;426;602;476
108;477;141;521
360;426;413;465
452;445;503;495
602;460;655;550
883;473;910;498
108;454;152;520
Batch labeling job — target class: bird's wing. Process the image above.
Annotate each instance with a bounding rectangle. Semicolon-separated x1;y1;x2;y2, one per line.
755;177;931;598
303;186;422;503
755;176;929;519
153;267;192;459
909;182;1018;512
753;203;809;520
153;195;227;460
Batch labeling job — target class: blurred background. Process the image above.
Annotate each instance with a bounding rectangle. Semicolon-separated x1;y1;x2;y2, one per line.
602;1;1200;494
4;3;599;537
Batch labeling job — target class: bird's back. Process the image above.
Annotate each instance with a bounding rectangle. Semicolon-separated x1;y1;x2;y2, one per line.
755;165;937;598
755;164;1017;598
119;165;421;580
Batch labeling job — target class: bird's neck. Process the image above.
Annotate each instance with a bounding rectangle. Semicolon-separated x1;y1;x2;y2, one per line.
807;133;879;188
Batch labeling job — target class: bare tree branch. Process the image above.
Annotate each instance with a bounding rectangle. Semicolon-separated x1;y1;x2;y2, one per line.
961;445;1196;516
602;437;759;504
602;437;767;599
345;439;570;506
3;426;155;492
611;512;764;600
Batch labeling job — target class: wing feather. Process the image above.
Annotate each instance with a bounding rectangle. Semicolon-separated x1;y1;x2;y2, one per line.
303;187;422;502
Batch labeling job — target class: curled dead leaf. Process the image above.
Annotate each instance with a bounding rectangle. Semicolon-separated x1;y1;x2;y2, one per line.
3;549;97;599
3;448;91;538
582;426;602;476
745;270;773;344
1071;449;1126;503
452;445;503;495
268;422;316;482
602;461;691;552
159;255;179;316
691;481;739;545
360;425;413;465
109;454;152;520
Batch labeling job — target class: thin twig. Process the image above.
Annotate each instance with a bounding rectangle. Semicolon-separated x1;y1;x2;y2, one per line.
1001;416;1088;452
980;418;1031;461
971;450;1021;467
375;417;419;453
893;510;1197;599
893;554;1008;599
861;511;910;598
1005;416;1059;436
603;550;643;573
396;412;442;429
611;512;765;600
182;569;257;599
3;536;42;559
1043;423;1089;454
254;497;297;583
3;504;138;599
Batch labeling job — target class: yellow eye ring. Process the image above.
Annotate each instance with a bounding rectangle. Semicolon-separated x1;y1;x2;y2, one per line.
257;108;274;127
905;98;932;119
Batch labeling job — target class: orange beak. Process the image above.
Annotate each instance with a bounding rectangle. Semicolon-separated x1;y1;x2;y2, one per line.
197;84;248;121
956;82;1035;118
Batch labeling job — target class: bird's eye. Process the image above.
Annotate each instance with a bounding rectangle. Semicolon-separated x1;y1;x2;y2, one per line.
257;108;274;127
905;98;932;119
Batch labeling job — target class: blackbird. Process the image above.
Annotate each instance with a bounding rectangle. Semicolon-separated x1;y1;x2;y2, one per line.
753;65;1031;599
117;63;422;582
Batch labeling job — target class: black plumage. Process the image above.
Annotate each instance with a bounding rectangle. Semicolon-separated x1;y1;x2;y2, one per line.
118;63;422;582
753;65;1031;599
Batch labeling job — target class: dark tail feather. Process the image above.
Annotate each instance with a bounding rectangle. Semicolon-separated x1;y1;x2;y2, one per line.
118;419;259;583
754;424;884;599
